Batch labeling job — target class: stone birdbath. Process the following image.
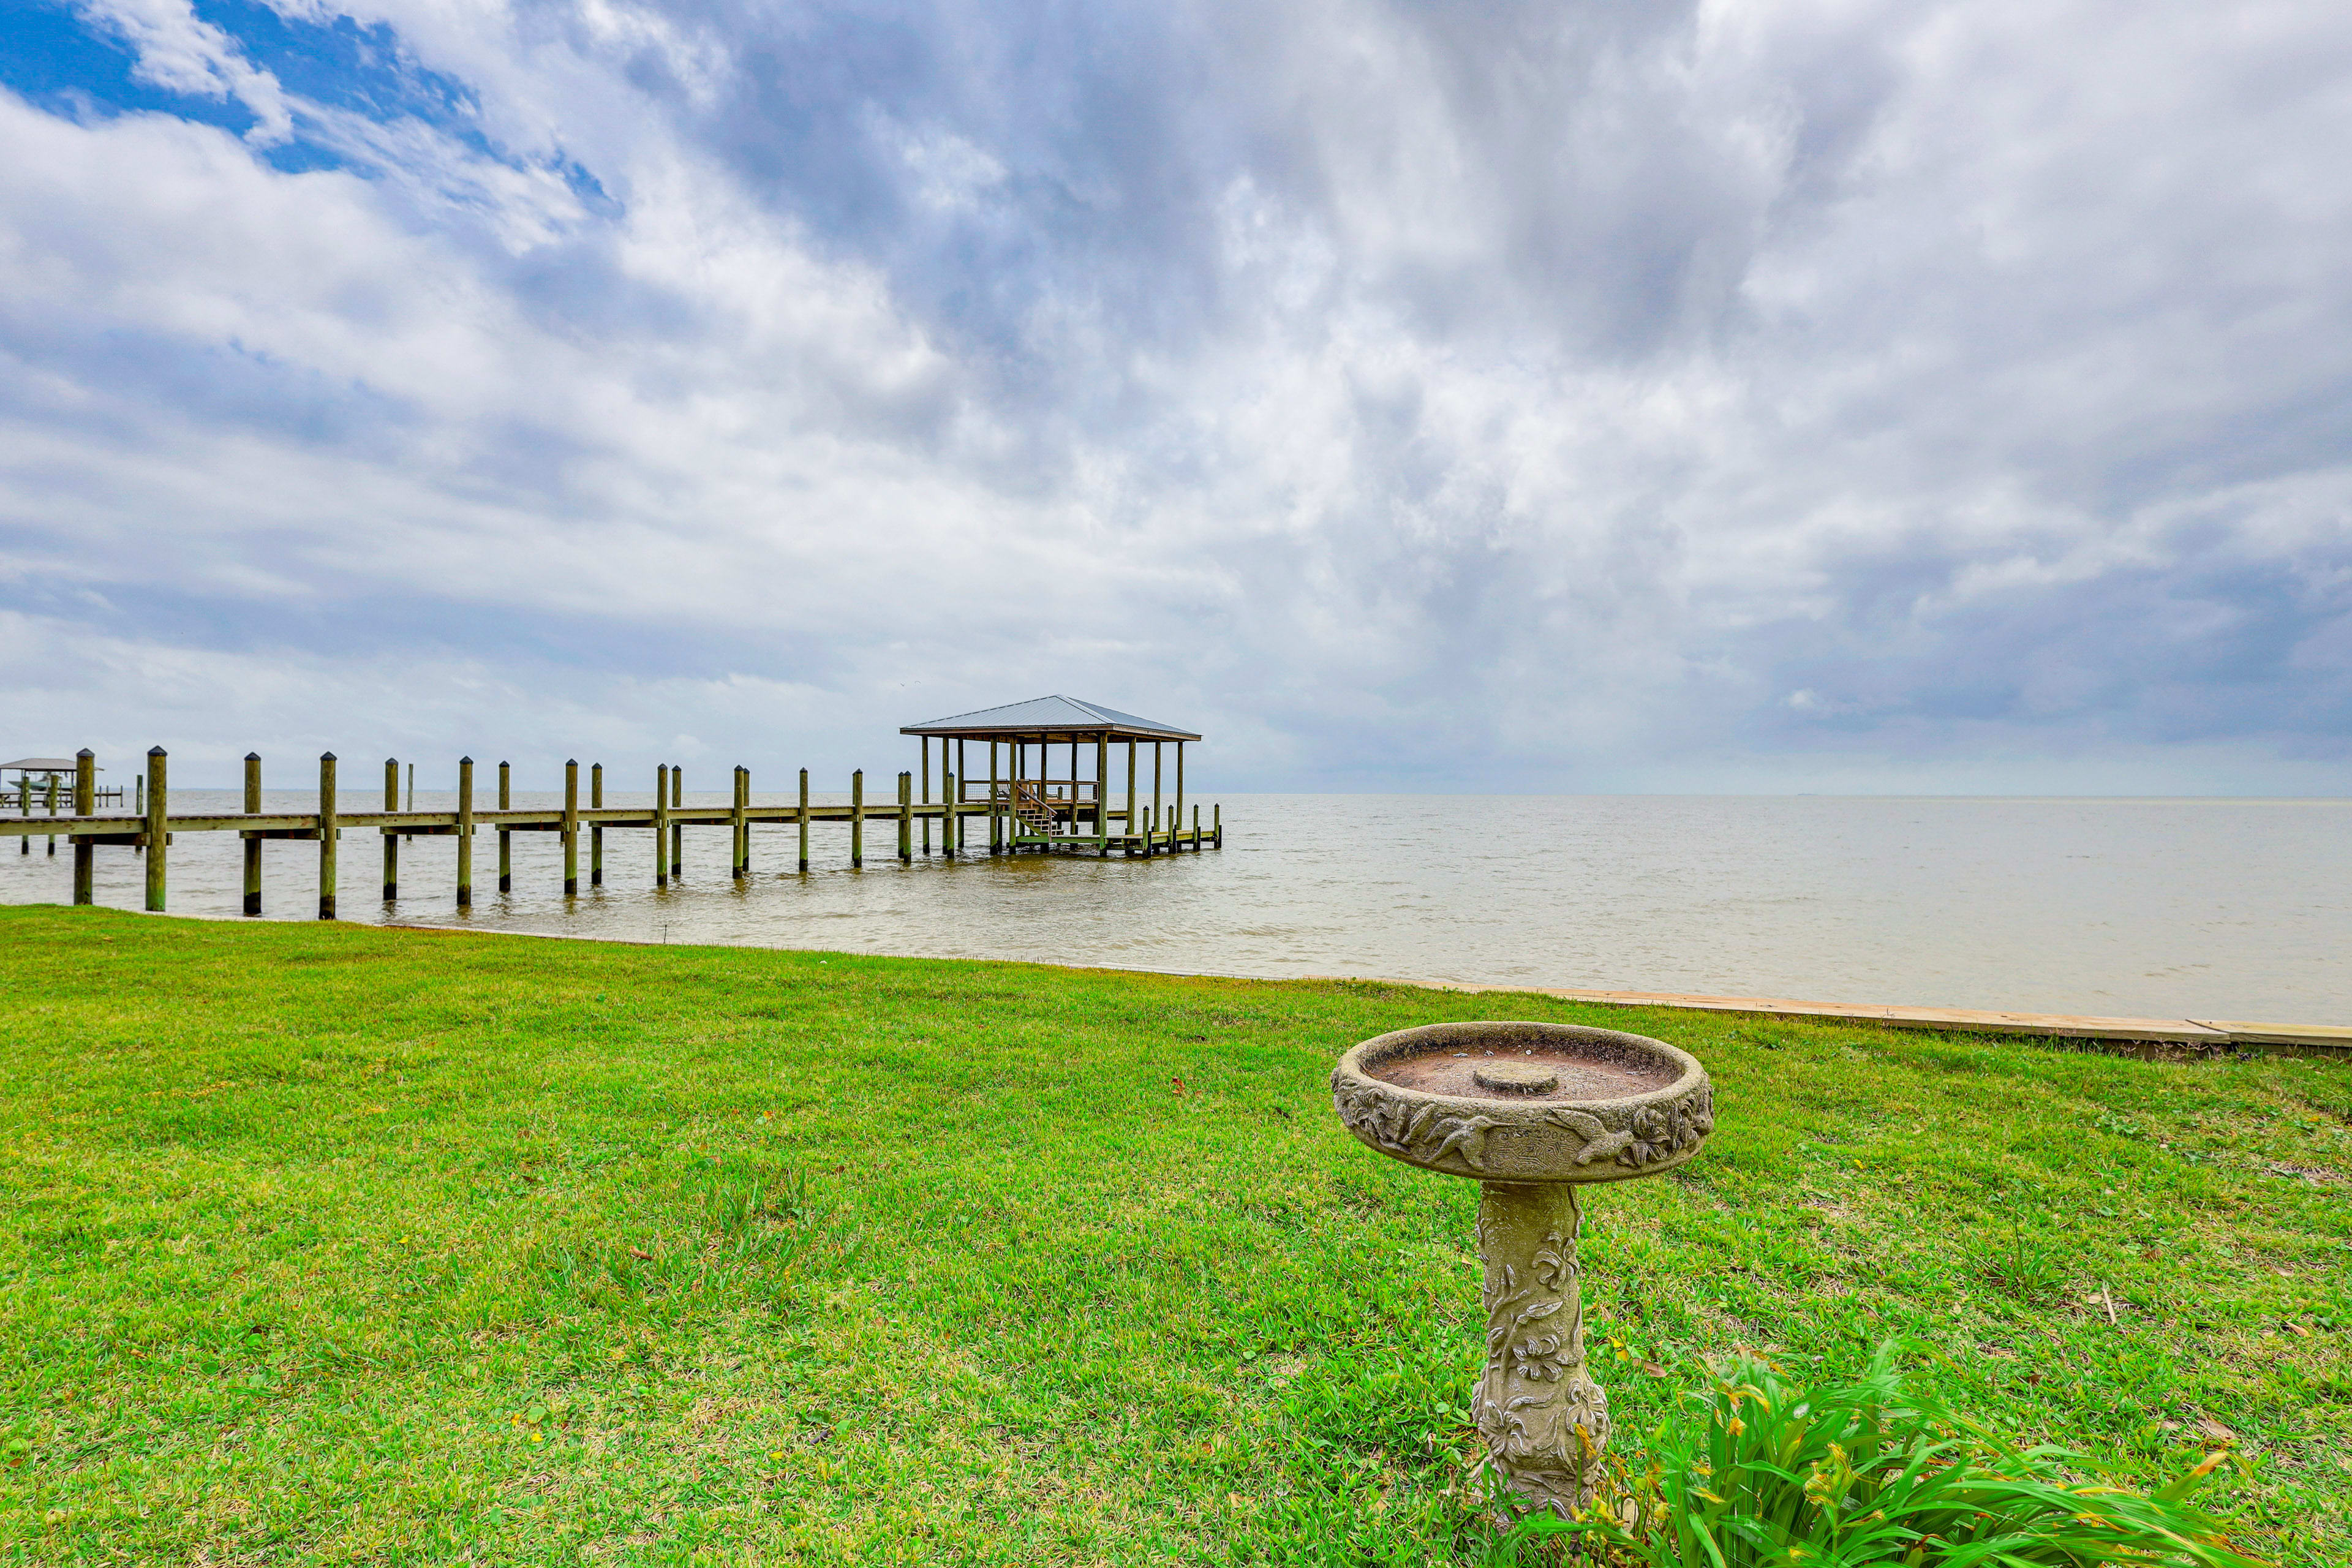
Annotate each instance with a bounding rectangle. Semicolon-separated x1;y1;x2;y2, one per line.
1331;1020;1713;1515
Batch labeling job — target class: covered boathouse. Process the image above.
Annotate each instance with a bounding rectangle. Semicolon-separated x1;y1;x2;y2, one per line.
901;695;1221;856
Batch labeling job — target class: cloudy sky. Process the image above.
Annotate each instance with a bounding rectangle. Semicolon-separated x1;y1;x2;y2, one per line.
3;0;2349;793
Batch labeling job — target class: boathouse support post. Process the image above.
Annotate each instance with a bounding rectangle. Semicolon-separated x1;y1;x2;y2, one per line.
457;758;474;907
317;752;337;921
654;765;669;886
563;759;580;895
73;750;96;905
143;748;167;911
989;742;1001;853
856;767;872;865
497;761;512;893
797;767;810;872
670;767;685;879
45;774;56;856
1152;743;1163;856
1126;740;1137;854
956;741;967;850
921;739;931;855
942;770;956;858
1175;742;1185;850
591;763;603;886
1096;734;1109;854
899;771;913;862
383;758;399;901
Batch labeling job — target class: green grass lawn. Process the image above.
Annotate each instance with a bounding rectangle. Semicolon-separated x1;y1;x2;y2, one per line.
1;903;2346;1566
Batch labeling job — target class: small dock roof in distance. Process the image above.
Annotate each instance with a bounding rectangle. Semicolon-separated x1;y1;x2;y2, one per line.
901;696;1200;743
2;758;85;773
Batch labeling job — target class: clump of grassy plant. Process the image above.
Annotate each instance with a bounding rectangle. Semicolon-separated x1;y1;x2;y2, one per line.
1515;1343;2264;1567
1980;1222;2070;1304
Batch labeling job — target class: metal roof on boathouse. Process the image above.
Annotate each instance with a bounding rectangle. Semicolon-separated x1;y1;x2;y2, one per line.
899;696;1199;743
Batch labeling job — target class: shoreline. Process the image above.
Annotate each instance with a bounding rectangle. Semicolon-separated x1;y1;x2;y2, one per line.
374;916;2352;1057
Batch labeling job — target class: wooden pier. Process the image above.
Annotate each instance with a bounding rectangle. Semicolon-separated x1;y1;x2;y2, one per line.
1;696;1224;916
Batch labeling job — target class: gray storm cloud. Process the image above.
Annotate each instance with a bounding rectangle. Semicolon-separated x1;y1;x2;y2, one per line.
0;0;2347;791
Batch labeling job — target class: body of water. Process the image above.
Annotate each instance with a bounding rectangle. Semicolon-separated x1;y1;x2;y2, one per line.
4;792;2346;1023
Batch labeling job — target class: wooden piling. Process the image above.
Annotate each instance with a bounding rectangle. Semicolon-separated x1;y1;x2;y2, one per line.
456;757;474;907
654;764;670;887
1175;742;1185;850
1095;734;1109;854
851;769;864;868
989;741;1001;853
1214;802;1222;849
798;767;810;871
1125;740;1137;854
733;766;749;878
590;763;603;886
898;771;912;862
1152;743;1163;854
143;748;167;911
956;741;967;850
235;753;262;914
921;738;931;855
670;766;684;880
72;750;95;905
406;762;414;812
44;774;56;856
14;765;25;854
942;770;956;858
317;752;337;921
383;757;399;900
497;761;512;893
563;759;579;895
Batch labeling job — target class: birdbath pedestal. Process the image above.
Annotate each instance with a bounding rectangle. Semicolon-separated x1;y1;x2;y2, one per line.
1331;1021;1713;1515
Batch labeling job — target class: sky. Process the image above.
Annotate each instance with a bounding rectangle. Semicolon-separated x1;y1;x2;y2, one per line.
2;0;2350;795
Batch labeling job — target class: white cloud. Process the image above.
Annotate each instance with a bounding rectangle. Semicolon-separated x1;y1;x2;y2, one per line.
75;0;295;140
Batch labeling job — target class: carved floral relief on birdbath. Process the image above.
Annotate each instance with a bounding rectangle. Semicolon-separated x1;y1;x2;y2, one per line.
1331;1020;1713;1515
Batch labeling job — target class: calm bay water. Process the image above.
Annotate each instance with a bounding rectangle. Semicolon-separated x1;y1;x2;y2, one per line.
5;793;2347;1023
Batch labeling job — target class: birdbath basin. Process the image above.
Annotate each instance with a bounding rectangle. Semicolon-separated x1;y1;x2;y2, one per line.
1331;1020;1713;1514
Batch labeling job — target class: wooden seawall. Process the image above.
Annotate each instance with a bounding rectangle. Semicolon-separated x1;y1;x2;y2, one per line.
2;749;1221;916
1343;977;2352;1058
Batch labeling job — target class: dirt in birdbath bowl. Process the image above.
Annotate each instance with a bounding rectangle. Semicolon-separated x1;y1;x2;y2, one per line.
1366;1040;1679;1103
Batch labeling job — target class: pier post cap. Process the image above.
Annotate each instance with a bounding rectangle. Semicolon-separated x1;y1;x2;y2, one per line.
148;745;167;756
79;748;96;759
243;751;259;761
459;755;473;764
386;756;398;766
320;752;336;761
